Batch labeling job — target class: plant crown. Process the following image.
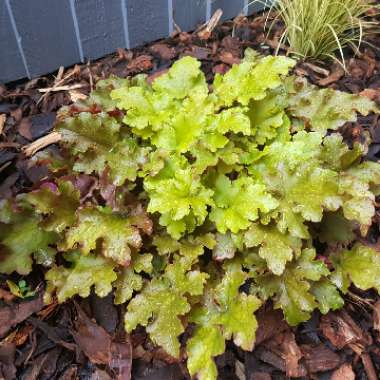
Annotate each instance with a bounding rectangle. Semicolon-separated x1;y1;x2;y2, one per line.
1;50;380;380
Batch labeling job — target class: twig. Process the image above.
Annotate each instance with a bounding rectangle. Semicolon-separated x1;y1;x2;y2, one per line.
37;66;80;105
197;9;223;39
303;62;330;77
22;132;61;157
38;84;84;93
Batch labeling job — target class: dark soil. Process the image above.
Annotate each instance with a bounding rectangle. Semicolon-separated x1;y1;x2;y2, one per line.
1;7;380;380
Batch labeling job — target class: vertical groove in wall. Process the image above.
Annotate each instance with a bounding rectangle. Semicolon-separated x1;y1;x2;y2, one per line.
244;0;249;15
168;0;173;35
5;0;30;78
121;0;130;49
69;0;84;62
206;0;212;20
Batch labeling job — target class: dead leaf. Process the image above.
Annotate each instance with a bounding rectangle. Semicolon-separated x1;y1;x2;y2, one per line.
28;317;76;351
73;304;132;380
0;342;16;380
0;291;44;338
331;363;355;380
72;304;112;365
0;288;15;303
127;55;153;72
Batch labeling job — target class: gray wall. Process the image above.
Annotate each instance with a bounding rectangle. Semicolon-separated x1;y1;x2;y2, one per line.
1;0;268;83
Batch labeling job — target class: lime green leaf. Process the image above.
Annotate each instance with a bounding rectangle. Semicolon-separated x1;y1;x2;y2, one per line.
311;280;344;314
245;224;302;275
0;207;58;275
210;175;278;234
114;268;143;305
255;248;335;325
44;252;117;303
125;255;209;357
187;326;225;380
288;77;379;133
187;262;261;380
331;243;380;293
62;207;141;266
152;56;208;100
214;50;295;106
145;167;214;238
114;252;153;304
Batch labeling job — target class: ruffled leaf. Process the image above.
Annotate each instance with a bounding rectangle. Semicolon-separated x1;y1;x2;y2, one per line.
62;207;141;266
44;251;117;303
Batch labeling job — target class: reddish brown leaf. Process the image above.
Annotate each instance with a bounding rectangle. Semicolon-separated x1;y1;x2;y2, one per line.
0;291;44;338
73;304;131;380
0;342;16;380
0;288;15;303
127;55;153;72
72;304;112;365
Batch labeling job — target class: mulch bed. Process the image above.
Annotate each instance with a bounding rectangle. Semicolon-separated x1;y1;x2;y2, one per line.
1;7;380;380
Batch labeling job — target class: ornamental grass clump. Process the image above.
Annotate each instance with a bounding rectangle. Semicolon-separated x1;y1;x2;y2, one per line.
2;50;380;380
273;0;377;61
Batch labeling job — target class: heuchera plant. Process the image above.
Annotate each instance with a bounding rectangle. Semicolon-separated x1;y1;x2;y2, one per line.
2;49;380;380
